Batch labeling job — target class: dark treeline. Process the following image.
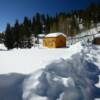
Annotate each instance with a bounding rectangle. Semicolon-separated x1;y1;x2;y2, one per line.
4;3;100;49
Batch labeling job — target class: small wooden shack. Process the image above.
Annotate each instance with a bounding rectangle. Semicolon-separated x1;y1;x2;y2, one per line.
43;32;66;48
93;33;100;45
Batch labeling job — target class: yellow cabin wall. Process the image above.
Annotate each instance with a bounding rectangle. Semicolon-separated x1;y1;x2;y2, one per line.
55;35;66;48
43;35;67;48
93;37;100;45
43;37;56;48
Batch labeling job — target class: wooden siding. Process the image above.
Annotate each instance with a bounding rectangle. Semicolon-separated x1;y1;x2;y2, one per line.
93;37;100;45
43;35;66;48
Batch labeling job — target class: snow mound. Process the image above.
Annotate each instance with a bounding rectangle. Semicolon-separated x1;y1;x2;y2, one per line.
95;33;100;38
23;46;100;100
0;73;25;100
0;44;7;51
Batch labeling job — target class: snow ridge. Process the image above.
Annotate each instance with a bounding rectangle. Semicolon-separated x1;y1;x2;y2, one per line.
23;44;100;100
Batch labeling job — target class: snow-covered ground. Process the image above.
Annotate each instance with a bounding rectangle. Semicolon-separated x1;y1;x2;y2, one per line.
23;43;100;100
0;28;100;100
0;43;82;74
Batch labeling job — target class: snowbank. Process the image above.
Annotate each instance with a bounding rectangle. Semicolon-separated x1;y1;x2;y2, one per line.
0;42;100;100
23;44;100;100
0;44;7;51
0;73;25;100
95;33;100;38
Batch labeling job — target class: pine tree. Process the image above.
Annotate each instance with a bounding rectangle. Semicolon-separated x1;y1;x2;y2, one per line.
45;15;51;33
41;14;46;34
23;16;32;48
14;19;20;48
4;24;15;50
32;16;36;35
34;13;42;36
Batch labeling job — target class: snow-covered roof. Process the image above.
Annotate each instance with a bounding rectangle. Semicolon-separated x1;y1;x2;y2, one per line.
90;28;98;34
94;33;100;38
97;26;100;32
38;34;45;38
45;32;66;38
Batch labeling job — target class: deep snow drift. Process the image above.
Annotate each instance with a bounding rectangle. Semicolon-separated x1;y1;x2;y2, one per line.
23;44;100;100
0;42;100;100
0;73;25;100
